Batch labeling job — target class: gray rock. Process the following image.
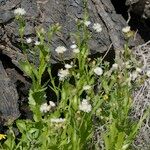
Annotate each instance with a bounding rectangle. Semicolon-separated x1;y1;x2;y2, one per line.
0;26;4;38
0;0;143;65
126;0;150;19
0;10;14;23
0;61;20;125
125;0;140;5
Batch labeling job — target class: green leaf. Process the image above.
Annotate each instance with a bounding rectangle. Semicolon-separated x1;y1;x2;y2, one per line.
28;128;40;139
2;133;16;150
16;120;27;133
28;90;36;106
102;79;110;94
115;132;125;150
19;61;33;78
38;63;47;79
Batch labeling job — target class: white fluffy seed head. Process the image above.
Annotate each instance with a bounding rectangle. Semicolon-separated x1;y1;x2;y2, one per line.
55;46;67;54
65;64;72;69
136;67;142;73
112;63;119;70
70;44;77;49
14;8;26;16
84;21;91;27
130;72;138;81
79;99;92;113
50;118;66;123
146;70;150;77
83;85;91;90
122;26;131;33
125;61;131;69
35;41;40;46
26;38;32;44
73;48;80;54
49;101;56;107
58;69;69;81
40;103;50;113
93;23;102;33
94;67;103;76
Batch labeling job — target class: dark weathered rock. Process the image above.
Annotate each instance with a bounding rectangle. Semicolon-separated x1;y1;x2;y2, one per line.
0;10;14;23
0;0;143;66
126;0;150;19
0;60;20;124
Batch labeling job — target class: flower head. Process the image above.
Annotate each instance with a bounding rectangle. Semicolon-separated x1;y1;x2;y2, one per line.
93;23;102;32
65;64;72;69
84;21;91;27
26;38;32;44
40;103;50;113
49;101;56;107
70;44;77;49
79;99;92;113
83;85;91;90
136;67;142;73
112;63;118;70
146;70;150;77
14;8;26;16
55;46;67;54
50;118;66;123
35;41;40;46
125;61;131;69
73;48;80;54
40;101;56;113
58;69;69;81
94;67;103;76
0;134;6;140
103;95;109;101
122;26;131;33
130;72;138;81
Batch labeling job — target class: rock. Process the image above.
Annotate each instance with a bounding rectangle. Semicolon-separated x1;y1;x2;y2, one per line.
0;60;20;125
0;10;14;24
126;0;140;5
0;0;143;66
0;26;4;38
126;0;150;19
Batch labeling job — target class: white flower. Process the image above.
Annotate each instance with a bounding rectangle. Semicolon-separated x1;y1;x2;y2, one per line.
136;67;142;73
26;38;32;44
55;46;67;54
146;70;150;77
122;26;131;33
83;85;91;90
112;63;118;70
58;69;69;80
40;103;50;113
130;72;138;81
49;101;56;107
84;21;91;27
73;48;80;54
93;23;102;32
35;41;40;45
40;28;46;34
65;64;72;69
50;118;66;123
70;44;77;49
125;61;131;69
79;99;92;113
14;8;26;16
94;67;103;76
